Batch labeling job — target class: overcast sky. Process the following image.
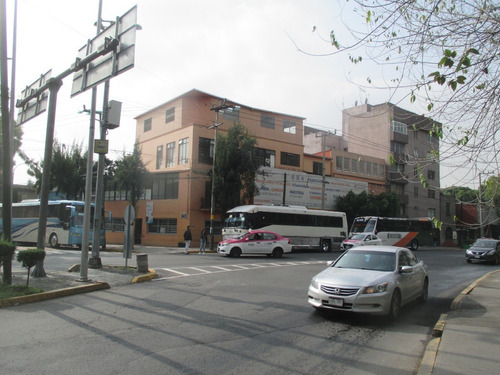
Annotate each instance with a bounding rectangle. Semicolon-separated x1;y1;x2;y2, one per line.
6;0;462;187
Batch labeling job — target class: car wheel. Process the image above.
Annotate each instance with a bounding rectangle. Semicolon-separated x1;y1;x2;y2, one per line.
230;247;241;257
493;254;500;265
419;278;429;303
272;247;284;258
466;259;472;263
49;233;59;248
410;239;419;251
320;239;332;253
388;289;401;320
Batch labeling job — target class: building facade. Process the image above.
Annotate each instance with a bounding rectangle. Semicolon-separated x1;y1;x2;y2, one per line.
342;103;441;219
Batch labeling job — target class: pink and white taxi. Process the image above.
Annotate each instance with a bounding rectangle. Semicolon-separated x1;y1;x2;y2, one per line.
217;230;292;258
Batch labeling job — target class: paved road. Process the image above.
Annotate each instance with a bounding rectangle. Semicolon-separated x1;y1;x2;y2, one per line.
3;247;497;374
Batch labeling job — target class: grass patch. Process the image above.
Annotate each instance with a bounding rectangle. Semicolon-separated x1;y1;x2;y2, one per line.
0;284;44;300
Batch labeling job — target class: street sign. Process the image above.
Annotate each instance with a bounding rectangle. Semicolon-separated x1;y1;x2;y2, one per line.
16;70;51;125
71;5;139;97
94;139;109;154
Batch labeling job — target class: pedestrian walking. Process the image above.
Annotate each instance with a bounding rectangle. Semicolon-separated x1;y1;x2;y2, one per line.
184;226;192;254
200;228;207;254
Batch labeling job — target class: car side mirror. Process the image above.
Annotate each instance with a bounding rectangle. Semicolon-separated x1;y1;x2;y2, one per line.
399;265;413;274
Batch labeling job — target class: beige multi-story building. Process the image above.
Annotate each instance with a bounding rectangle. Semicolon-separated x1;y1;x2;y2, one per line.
105;89;306;247
342;103;441;219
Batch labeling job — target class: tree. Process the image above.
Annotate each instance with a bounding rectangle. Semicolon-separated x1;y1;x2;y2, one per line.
442;186;479;203
335;191;401;228
483;175;500;218
310;0;499;187
214;123;261;215
112;143;148;209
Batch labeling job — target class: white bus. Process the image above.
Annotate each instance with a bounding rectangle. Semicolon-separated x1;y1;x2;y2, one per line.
222;205;348;252
350;216;439;251
0;200;111;249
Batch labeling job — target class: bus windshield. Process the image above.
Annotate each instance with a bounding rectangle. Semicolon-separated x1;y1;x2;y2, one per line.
351;218;377;233
224;213;248;229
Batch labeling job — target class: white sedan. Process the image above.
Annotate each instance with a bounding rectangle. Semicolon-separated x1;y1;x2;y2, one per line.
308;246;428;319
217;230;292;258
340;233;383;250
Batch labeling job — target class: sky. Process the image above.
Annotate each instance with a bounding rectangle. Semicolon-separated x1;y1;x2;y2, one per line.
4;0;465;188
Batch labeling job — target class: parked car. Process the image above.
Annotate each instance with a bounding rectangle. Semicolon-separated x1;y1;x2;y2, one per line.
217;230;292;258
340;233;383;250
308;246;428;319
465;238;500;264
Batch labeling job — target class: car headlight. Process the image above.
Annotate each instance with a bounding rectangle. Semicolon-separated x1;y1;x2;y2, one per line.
362;282;389;294
310;278;319;289
466;250;472;255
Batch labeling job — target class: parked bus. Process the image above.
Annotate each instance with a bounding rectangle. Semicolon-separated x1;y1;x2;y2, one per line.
222;205;348;252
349;216;438;250
0;200;111;249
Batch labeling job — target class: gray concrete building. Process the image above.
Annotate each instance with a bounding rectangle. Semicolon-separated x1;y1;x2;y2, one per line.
342;103;441;219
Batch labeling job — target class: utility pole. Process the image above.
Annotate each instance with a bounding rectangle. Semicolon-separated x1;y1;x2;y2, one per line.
209;99;233;250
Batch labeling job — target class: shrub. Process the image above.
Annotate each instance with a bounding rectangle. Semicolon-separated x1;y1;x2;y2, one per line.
17;249;46;286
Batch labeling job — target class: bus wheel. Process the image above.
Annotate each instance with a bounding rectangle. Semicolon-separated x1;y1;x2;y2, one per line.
272;248;284;258
49;233;59;248
230;248;241;257
410;239;419;251
320;240;332;253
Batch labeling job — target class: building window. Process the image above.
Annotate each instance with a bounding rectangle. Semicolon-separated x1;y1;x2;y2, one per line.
366;162;372;176
255;148;275;167
144;118;152;132
428;170;436;180
261;114;275;129
105;218;125;232
156;145;163;170
152;172;179;199
414;186;418;198
283;120;296;134
343;157;350;172
428;208;436;218
391;142;405;153
373;163;378;176
379;164;385;177
336;156;342;171
178;138;189;165
413;130;418;139
198;137;214;165
166;142;175;167
223;107;239;123
428;189;436;199
147;218;177;234
414;148;419;157
391;120;407;135
165;107;175;123
359;160;365;174
351;159;358;173
313;161;323;175
446;202;451;216
280;151;300;167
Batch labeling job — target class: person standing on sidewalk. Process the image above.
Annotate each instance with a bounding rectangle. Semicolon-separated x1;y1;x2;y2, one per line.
199;228;207;254
183;226;192;254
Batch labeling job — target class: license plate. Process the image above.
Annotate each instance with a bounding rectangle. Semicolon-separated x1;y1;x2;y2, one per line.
475;255;480;259
328;297;344;307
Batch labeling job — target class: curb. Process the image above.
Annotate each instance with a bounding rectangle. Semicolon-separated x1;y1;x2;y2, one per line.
0;282;110;308
132;268;157;283
450;269;500;310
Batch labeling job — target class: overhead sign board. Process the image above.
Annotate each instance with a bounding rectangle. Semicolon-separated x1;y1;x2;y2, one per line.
71;5;138;97
16;70;52;125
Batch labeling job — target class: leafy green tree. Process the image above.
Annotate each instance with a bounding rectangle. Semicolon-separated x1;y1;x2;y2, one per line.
16;249;45;286
112;142;149;209
483;175;500;218
214;123;260;215
316;0;498;187
335;191;401;228
442;186;479;203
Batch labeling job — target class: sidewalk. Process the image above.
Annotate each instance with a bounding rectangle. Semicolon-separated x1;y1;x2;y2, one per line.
418;269;500;375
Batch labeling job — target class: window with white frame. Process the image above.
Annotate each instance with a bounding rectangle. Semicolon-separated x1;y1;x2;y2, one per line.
166;142;175;167
156;145;163;170
391;120;407;135
178;138;189;164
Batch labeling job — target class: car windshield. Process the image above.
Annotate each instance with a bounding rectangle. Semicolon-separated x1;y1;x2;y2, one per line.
473;239;497;248
349;234;366;240
334;250;396;272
